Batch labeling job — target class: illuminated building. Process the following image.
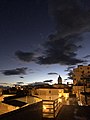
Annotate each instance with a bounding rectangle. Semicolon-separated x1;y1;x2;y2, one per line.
72;65;90;105
73;65;90;85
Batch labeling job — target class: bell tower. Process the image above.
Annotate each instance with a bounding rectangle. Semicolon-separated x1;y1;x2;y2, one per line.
58;75;62;84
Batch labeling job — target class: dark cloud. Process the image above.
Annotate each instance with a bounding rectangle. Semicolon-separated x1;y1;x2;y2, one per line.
2;67;27;76
43;80;53;82
37;0;90;65
20;76;24;78
49;0;90;37
48;72;58;75
37;35;84;65
15;50;34;62
14;1;89;66
65;66;75;71
83;55;90;58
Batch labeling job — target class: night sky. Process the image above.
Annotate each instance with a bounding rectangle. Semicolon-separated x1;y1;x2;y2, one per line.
0;0;90;86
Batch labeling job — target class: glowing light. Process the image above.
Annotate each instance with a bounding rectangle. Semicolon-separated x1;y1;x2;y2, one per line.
43;105;46;110
58;98;62;103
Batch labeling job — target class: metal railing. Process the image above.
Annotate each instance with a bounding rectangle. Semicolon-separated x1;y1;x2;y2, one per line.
42;97;63;118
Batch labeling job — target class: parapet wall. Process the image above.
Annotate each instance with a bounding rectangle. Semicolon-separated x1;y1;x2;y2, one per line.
0;101;43;120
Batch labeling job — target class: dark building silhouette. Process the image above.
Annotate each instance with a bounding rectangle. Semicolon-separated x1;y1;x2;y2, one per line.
58;75;62;84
